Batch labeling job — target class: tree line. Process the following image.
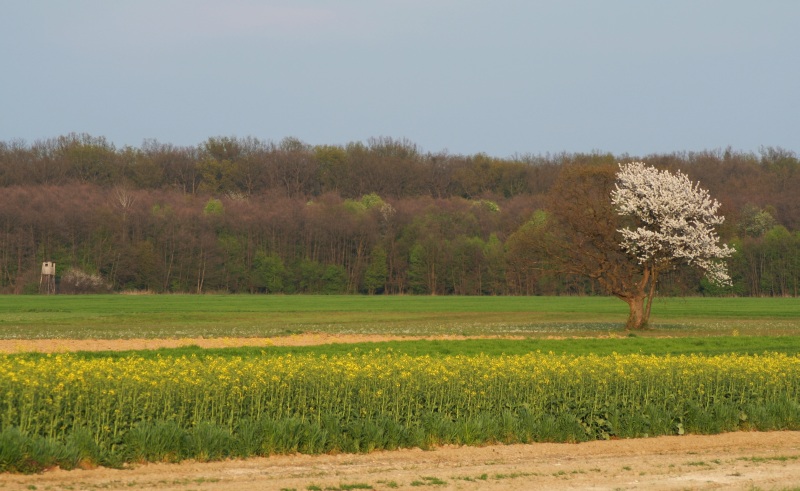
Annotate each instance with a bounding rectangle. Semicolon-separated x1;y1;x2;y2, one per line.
0;134;798;296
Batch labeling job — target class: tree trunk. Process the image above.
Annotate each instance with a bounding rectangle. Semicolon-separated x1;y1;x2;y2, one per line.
642;270;659;328
621;266;655;330
623;294;647;330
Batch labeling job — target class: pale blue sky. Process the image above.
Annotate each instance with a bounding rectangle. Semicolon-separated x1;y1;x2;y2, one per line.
2;1;798;157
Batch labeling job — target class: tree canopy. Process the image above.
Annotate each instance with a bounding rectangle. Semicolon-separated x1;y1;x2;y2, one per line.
0;135;798;319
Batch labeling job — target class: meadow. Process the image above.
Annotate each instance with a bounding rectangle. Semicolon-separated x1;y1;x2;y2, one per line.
1;295;800;473
2;294;799;339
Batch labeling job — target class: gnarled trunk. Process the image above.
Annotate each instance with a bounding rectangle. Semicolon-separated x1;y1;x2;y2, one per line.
621;267;653;330
641;269;659;328
623;293;647;330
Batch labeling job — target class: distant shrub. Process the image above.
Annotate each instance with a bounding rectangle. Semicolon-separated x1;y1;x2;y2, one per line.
203;198;224;216
59;269;112;294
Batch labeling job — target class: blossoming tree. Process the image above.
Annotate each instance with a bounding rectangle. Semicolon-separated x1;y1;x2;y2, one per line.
611;162;734;329
534;162;734;330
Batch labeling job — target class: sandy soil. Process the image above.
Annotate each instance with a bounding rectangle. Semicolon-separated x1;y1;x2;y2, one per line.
1;432;800;490
0;334;526;353
4;336;800;490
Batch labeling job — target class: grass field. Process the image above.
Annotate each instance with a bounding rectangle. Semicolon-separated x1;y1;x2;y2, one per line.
1;294;799;339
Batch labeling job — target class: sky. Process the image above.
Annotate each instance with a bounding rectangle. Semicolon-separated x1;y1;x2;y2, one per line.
1;1;798;158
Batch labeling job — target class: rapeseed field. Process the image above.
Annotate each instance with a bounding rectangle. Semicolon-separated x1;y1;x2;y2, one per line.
2;350;799;471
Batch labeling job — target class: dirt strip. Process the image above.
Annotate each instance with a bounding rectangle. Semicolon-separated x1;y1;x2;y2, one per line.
2;431;800;490
0;334;526;353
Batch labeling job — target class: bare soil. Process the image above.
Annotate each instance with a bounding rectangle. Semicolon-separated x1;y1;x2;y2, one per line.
3;336;800;490
0;334;525;353
1;432;799;491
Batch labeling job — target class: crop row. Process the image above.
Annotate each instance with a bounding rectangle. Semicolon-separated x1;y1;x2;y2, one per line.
2;350;800;471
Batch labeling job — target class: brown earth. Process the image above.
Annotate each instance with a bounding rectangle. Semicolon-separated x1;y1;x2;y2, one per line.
0;334;526;353
3;336;800;490
1;432;800;491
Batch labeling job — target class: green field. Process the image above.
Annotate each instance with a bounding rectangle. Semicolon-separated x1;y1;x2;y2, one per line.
1;295;799;340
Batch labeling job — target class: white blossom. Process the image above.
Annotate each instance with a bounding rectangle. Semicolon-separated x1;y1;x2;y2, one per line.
611;162;734;286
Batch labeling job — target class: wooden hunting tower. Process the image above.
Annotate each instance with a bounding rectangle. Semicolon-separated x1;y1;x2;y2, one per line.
40;261;56;294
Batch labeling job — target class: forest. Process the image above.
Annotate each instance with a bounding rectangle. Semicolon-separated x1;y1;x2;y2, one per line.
0;133;798;296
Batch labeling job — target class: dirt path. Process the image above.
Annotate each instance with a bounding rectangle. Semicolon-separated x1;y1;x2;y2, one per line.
2;431;800;490
0;334;526;353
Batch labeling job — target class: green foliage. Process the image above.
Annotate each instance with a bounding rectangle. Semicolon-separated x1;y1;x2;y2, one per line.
0;427;63;473
203;198;224;216
344;193;386;214
253;251;286;293
198;158;237;194
124;421;186;463
58;133;118;185
448;236;486;295
0;426;118;473
315;144;349;190
733;226;800;296
342;198;367;214
360;192;385;209
184;422;236;462
291;259;326;293
203;136;242;161
482;234;506;294
363;245;388;294
740;204;777;238
321;265;348;294
698;276;734;297
505;210;559;295
407;243;430;294
151;202;173;217
473;199;500;213
122;147;164;189
115;240;160;291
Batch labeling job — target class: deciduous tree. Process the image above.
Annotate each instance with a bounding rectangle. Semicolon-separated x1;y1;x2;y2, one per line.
611;162;733;327
537;162;733;329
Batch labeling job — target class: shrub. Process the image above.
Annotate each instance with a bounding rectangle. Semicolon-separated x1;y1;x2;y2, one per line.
59;268;112;294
